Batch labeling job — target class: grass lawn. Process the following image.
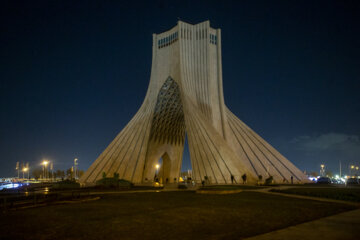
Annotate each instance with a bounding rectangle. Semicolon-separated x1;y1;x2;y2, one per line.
198;184;269;191
0;191;355;240
271;186;360;202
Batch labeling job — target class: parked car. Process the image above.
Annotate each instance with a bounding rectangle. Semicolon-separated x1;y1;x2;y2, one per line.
316;177;332;184
346;178;359;186
331;178;341;184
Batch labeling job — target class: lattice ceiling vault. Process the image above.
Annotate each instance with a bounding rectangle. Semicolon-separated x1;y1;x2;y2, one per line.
150;77;185;145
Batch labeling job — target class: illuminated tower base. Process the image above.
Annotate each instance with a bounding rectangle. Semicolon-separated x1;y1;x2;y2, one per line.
81;21;308;185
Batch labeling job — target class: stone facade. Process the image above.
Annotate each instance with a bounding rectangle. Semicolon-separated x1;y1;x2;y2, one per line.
80;20;308;185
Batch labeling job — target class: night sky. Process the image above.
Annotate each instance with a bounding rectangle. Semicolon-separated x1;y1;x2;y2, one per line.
1;0;359;177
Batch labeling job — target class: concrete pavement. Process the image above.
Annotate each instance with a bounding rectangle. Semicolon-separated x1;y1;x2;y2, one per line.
243;186;360;240
244;208;360;240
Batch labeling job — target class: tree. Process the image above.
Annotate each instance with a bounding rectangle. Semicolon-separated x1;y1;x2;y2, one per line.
114;172;119;180
325;170;333;178
55;170;65;179
265;176;273;185
32;168;42;180
309;171;319;177
66;168;73;179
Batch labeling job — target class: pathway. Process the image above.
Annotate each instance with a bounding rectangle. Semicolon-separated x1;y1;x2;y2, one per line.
244;208;360;240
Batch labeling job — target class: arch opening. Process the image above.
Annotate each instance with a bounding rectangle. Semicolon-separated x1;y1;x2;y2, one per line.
142;76;186;184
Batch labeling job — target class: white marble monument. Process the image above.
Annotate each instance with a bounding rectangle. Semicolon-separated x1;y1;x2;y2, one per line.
80;20;307;185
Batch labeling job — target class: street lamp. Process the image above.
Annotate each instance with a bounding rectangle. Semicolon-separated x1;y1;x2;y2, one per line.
155;164;160;173
22;167;26;179
155;164;160;182
22;167;29;180
320;164;325;176
42;160;49;180
350;165;355;177
74;158;78;180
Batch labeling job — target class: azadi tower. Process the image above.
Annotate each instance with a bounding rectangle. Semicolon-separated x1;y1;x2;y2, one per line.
81;20;307;185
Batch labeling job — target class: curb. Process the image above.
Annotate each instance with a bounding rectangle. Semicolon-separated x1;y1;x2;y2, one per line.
196;189;243;194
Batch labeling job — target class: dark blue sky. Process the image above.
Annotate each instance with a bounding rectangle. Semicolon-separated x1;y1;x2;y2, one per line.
1;0;359;177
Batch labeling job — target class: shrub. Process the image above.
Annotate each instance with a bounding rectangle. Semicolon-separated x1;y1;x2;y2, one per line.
96;177;133;189
178;184;187;189
52;179;80;189
265;176;273;185
114;172;119;180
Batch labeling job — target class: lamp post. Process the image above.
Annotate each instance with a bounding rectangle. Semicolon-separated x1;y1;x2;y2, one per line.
16;162;20;179
25;162;29;179
320;164;325;177
155;164;160;182
155;164;160;172
50;162;53;181
74;158;78;180
42;160;49;180
350;165;355;177
22;167;28;180
339;160;342;178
